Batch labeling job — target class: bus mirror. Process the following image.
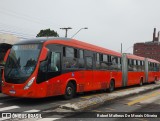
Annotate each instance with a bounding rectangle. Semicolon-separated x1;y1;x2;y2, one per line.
39;47;48;61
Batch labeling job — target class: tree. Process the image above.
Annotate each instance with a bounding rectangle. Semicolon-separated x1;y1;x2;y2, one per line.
36;28;59;37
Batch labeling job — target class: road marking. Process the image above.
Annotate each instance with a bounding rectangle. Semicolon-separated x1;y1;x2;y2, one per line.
127;91;160;106
105;107;115;111
24;109;40;112
81;95;96;99
0;106;20;111
81;96;91;99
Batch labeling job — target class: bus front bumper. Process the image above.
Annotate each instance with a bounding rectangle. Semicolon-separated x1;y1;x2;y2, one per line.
2;82;46;98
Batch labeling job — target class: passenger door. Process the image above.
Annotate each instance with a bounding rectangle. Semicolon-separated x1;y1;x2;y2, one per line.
84;50;93;91
84;55;94;91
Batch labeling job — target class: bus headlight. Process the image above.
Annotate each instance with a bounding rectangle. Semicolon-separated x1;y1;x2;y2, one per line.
24;77;35;90
1;80;4;86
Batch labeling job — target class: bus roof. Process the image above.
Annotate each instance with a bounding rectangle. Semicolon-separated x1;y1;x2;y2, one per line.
126;53;145;61
126;53;160;63
15;37;71;44
15;37;122;57
148;58;159;63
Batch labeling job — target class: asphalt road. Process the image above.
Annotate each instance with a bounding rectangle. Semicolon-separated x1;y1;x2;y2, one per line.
55;88;160;121
0;89;110;120
0;83;159;121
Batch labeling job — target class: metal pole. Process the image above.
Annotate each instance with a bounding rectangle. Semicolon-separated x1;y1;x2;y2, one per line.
65;29;68;37
121;43;122;53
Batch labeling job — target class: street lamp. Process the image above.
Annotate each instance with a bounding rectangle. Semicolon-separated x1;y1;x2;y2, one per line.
123;46;133;54
71;27;88;38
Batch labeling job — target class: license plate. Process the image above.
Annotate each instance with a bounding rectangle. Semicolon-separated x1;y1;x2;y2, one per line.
9;90;16;94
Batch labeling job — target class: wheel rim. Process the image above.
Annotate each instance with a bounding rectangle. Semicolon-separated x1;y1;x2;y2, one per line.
67;87;72;95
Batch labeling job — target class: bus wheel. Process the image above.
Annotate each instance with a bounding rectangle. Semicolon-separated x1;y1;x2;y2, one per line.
139;79;143;86
64;82;75;100
153;77;157;84
108;80;114;92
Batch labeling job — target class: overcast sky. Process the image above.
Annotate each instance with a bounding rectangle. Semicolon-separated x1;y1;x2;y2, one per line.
0;0;160;53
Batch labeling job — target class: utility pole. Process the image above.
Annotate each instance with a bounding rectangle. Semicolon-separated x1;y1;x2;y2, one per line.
60;27;72;37
121;43;122;53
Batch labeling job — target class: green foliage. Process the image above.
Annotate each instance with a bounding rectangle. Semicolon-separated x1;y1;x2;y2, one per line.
36;28;59;37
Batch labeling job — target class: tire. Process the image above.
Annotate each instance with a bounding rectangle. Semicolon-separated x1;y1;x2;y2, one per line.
108;80;114;92
139;79;143;86
64;82;75;100
153;77;157;84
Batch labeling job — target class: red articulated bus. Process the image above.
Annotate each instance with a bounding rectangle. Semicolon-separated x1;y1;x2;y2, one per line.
1;37;160;99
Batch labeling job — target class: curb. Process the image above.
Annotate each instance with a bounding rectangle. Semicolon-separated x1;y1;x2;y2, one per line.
55;82;160;112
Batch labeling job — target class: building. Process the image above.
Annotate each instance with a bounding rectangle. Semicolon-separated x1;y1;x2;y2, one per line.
0;33;20;44
133;28;160;62
0;34;20;61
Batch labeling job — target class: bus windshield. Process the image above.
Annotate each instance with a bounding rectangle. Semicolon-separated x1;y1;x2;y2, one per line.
4;44;41;83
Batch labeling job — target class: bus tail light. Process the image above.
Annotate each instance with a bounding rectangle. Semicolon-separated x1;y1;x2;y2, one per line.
24;77;35;90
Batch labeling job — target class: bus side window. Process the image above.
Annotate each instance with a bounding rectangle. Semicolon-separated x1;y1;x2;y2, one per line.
86;57;93;69
118;57;121;70
96;53;100;69
48;52;60;72
79;50;85;68
111;56;117;70
63;47;78;69
74;49;78;58
63;47;66;57
133;60;137;71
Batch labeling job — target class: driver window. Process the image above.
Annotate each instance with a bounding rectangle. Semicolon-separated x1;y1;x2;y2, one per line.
48;52;60;72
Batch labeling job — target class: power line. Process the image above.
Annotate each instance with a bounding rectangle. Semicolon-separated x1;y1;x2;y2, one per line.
0;22;38;34
0;29;35;37
0;30;34;39
0;26;35;37
0;31;30;39
0;11;47;27
0;7;64;39
0;7;60;29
